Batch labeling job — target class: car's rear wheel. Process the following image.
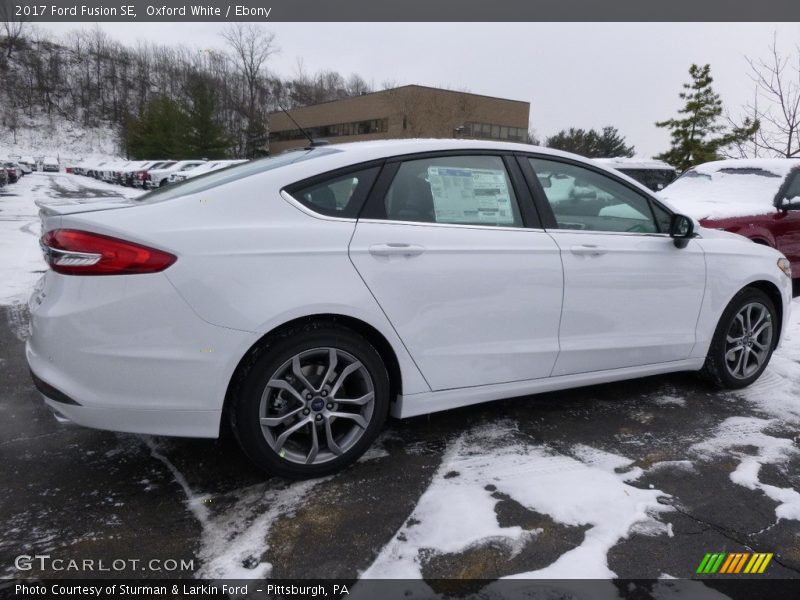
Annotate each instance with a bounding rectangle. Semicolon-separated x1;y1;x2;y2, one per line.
230;323;389;479
701;287;777;389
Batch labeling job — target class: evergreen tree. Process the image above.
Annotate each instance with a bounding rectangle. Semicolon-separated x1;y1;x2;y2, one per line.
184;73;229;159
594;126;635;157
546;126;634;158
656;64;759;171
127;96;190;159
245;117;269;158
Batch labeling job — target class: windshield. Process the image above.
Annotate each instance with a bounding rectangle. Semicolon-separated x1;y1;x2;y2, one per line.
134;148;342;203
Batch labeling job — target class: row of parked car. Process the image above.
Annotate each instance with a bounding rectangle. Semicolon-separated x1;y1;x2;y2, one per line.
0;159;35;188
72;158;248;190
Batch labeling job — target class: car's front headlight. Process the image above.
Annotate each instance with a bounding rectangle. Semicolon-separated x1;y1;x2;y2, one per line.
778;257;792;278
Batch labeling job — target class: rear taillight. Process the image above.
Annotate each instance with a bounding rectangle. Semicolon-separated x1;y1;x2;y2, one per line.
41;229;176;275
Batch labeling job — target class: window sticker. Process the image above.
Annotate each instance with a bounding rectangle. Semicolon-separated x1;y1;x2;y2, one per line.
426;166;514;225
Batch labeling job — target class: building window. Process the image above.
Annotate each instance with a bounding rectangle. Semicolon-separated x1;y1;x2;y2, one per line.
463;122;527;142
270;118;389;143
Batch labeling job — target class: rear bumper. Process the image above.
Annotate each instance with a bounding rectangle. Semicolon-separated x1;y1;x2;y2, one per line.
31;370;221;437
26;272;258;438
41;393;222;437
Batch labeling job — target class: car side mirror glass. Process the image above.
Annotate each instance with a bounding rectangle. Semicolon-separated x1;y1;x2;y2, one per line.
669;213;694;249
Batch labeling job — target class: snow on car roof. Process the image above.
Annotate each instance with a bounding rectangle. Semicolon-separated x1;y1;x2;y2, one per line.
692;158;800;177
659;158;800;220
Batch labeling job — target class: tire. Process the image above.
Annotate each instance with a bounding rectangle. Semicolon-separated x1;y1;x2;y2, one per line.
230;323;390;479
701;287;777;389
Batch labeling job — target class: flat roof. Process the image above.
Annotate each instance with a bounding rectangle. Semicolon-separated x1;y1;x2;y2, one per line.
267;84;529;117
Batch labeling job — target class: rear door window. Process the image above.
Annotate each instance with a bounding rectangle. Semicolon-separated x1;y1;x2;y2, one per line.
287;166;380;218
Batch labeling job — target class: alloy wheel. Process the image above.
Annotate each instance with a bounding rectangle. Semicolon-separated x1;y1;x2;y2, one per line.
258;347;376;465
724;302;773;380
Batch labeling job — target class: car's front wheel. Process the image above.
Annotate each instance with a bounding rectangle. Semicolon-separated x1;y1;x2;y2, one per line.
230;323;390;479
702;287;777;389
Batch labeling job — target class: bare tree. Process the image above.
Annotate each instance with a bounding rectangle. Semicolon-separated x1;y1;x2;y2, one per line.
723;87;763;159
221;23;277;116
745;34;800;158
0;0;26;59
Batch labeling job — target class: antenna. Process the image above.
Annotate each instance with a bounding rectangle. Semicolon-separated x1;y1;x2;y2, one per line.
276;100;316;147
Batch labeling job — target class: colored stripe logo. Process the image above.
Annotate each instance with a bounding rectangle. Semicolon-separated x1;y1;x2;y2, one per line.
696;552;773;574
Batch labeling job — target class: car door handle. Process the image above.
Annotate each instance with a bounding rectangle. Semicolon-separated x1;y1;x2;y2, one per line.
570;244;607;256
368;243;427;257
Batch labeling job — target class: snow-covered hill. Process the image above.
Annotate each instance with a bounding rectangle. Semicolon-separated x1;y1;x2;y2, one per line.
0;113;121;164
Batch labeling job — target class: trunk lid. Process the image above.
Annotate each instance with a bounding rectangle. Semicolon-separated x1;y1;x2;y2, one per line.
36;196;140;218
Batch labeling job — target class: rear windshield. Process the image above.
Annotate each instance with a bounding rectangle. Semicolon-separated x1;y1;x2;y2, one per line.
134;147;341;203
716;168;781;177
617;168;677;192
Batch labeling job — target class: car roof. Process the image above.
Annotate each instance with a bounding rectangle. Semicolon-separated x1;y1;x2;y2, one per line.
315;138;581;162
269;138;656;196
594;157;676;171
690;158;800;177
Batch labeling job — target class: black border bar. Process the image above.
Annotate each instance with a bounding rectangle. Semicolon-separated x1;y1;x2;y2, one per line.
3;0;800;22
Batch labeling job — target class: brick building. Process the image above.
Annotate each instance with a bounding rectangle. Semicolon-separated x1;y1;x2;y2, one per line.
268;84;530;154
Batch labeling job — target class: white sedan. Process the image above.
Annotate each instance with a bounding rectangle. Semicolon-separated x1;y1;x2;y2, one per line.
28;140;793;478
167;159;248;184
144;160;206;188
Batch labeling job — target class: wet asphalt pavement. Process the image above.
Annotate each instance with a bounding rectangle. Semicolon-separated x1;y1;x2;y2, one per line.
1;175;800;588
2;303;800;582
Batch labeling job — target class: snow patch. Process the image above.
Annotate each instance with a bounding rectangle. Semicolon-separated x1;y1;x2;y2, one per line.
144;437;321;580
652;395;686;407
738;298;800;424
0;172;144;305
692;417;800;522
362;424;670;580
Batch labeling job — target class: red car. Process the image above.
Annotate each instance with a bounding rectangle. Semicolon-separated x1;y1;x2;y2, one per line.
661;159;800;277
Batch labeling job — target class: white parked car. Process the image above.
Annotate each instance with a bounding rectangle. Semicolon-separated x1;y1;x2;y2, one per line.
144;160;206;188
168;159;248;183
594;157;677;191
42;157;60;172
28;140;792;478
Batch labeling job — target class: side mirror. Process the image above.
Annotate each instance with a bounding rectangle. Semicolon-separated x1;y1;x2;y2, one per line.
777;195;800;211
669;213;695;249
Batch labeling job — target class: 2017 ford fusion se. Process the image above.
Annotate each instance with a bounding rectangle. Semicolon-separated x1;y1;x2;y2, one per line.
27;140;793;478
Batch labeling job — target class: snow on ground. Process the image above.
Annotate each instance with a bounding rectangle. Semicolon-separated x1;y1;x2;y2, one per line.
144;437;322;580
362;423;670;581
687;305;800;524
0;115;121;165
0;174;47;305
692;417;800;522
739;299;800;423
0;172;143;306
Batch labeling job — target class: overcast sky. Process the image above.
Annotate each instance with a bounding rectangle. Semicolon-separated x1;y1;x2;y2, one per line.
38;22;800;157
